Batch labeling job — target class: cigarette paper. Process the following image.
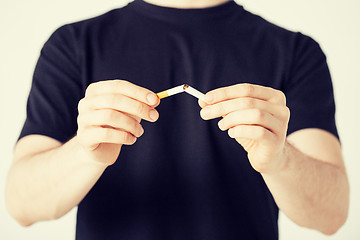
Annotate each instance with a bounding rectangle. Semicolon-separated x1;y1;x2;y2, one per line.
183;84;205;100
156;84;205;101
156;85;185;99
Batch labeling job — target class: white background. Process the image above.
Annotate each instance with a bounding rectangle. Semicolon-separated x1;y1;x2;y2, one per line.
0;0;359;239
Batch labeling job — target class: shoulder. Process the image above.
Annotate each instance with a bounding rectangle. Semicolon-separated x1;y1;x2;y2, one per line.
241;8;295;39
242;8;327;75
47;4;134;45
241;7;321;54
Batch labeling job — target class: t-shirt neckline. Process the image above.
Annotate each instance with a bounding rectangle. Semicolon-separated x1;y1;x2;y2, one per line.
129;0;243;23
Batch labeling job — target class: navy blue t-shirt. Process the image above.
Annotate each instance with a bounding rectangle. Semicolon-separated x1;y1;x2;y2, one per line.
20;0;338;239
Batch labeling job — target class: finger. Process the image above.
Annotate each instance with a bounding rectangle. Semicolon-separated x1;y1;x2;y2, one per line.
78;127;137;150
218;109;282;134
153;99;161;108
79;97;145;123
200;97;287;120
198;99;208;108
228;125;276;147
227;125;275;143
78;109;144;138
85;80;160;106
83;94;159;122
204;83;286;105
127;113;142;123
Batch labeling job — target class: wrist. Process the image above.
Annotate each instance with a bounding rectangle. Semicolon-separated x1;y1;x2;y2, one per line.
73;136;115;168
278;140;291;172
257;140;290;176
264;140;291;176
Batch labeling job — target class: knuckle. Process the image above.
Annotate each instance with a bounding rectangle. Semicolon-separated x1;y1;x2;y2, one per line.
85;82;97;96
256;128;267;139
118;131;128;142
117;79;129;85
77;113;90;129
104;94;118;106
78;98;88;113
220;102;229;114
78;97;92;113
128;135;137;144
222;88;230;100
118;80;147;101
115;80;128;90
100;128;112;140
122;115;132;127
282;106;290;119
135;102;147;116
103;110;115;123
120;131;135;144
253;109;264;122
243;98;255;108
134;90;146;103
243;83;254;96
133;121;141;133
125;116;138;131
77;114;84;126
85;84;93;96
276;90;286;104
214;103;224;116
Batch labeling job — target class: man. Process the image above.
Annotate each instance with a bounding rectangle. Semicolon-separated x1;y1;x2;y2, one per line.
6;0;349;239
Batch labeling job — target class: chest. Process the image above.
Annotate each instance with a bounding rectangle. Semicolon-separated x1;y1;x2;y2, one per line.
80;23;287;94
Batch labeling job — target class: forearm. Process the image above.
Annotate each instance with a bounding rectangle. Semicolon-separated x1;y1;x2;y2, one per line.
262;141;349;235
6;81;160;226
199;84;349;234
5;136;107;226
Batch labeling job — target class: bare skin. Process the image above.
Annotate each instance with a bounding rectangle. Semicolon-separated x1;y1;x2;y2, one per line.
6;80;160;225
5;0;349;235
143;0;230;9
199;83;349;235
6;80;349;234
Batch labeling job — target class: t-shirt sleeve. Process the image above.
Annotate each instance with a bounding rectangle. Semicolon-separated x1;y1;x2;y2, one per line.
19;25;84;143
284;33;339;139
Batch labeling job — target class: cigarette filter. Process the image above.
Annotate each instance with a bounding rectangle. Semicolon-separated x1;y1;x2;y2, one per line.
156;84;205;100
156;85;185;99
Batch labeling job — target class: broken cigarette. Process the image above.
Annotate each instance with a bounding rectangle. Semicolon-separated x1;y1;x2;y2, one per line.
156;85;184;99
183;84;205;100
157;84;205;100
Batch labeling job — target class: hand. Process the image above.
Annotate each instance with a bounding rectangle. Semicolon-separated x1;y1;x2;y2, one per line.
199;83;290;174
77;80;160;166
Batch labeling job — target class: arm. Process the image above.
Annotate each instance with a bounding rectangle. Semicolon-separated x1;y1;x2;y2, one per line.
5;80;160;226
263;129;349;235
6;135;107;226
199;83;349;235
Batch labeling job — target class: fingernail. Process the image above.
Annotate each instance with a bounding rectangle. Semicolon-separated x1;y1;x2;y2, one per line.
149;109;159;121
147;93;158;105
